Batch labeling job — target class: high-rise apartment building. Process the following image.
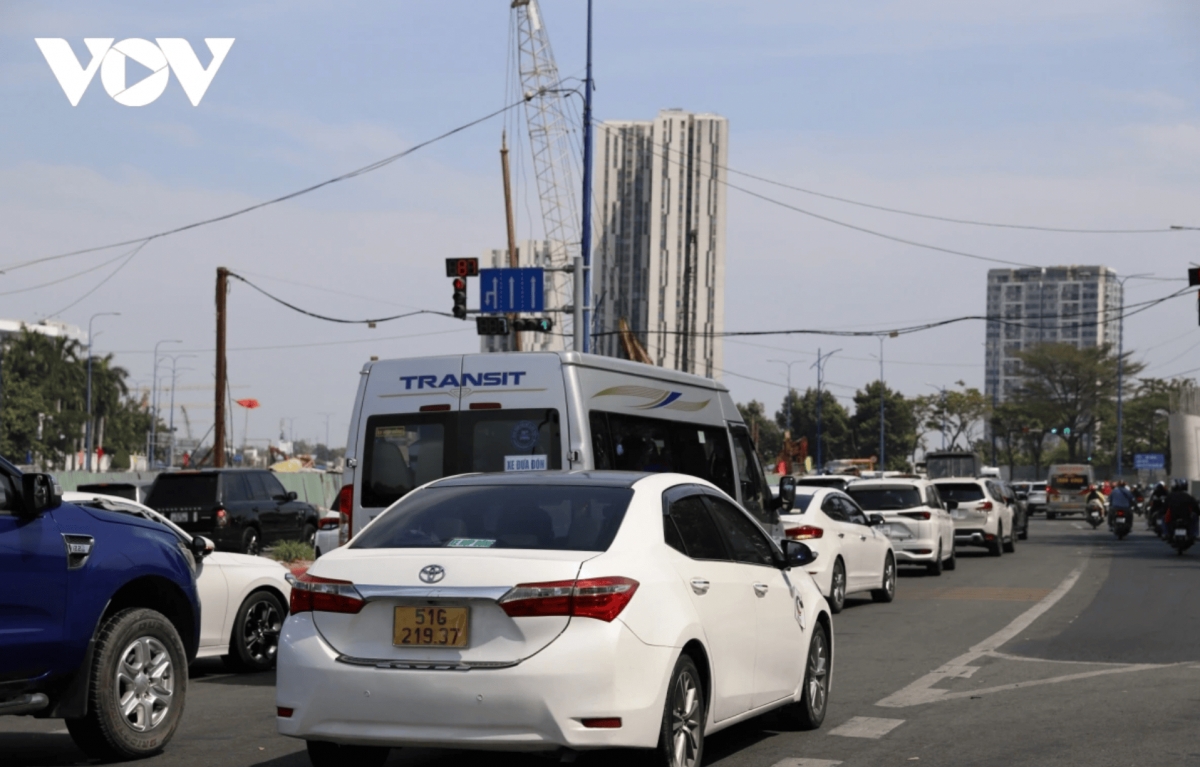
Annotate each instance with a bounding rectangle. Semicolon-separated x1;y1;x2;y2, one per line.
592;109;727;378
985;266;1122;402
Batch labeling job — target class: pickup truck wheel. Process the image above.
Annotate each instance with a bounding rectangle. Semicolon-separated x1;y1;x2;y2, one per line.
228;591;285;672
306;740;390;767
66;608;187;760
302;523;317;548
241;527;261;556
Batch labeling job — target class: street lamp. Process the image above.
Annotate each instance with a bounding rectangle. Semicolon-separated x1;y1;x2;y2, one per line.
810;349;841;472
163;355;195;468
149;339;182;469
1114;273;1152;478
85;312;120;472
768;359;805;438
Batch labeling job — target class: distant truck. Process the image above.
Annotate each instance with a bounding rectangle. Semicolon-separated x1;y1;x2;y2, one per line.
924;451;981;479
1045;464;1095;519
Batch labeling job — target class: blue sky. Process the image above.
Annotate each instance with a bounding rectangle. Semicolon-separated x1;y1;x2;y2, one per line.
2;0;1199;450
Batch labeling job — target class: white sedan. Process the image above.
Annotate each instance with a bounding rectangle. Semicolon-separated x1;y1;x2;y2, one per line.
65;492;292;671
276;471;833;767
777;482;896;614
845;478;957;575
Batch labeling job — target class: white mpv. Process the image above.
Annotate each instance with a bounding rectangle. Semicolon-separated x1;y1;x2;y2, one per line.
276;471;833;767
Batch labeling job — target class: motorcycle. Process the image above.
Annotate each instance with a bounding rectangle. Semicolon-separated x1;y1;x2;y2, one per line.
1086;500;1105;529
1168;513;1195;555
1112;507;1133;540
1147;497;1166;535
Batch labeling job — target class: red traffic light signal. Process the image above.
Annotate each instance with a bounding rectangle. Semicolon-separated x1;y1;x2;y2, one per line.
452;277;468;319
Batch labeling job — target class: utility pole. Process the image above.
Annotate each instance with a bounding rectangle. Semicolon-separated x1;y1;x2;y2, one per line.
811;349;841;472
500;130;521;352
768;359;803;437
1114;273;1151;478
214;267;228;467
85;312;120;472
879;337;886;471
579;0;594;353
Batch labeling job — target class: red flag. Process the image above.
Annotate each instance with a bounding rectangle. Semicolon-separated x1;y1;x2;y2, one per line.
235;398;260;409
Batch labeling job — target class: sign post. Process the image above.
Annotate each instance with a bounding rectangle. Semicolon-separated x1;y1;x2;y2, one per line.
1133;453;1166;471
479;267;545;314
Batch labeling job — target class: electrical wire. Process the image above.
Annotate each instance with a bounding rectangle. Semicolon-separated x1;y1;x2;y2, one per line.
592;121;1184;235
226;271;453;324
0;247;133;297
100;327;471;356
229;268;426;311
47;241;148;317
2;99;531;275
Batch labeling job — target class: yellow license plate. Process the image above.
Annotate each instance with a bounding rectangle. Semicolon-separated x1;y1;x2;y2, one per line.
392;606;469;647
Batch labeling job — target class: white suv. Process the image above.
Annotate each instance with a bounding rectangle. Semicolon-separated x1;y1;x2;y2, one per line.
846;478;957;575
931;478;1016;557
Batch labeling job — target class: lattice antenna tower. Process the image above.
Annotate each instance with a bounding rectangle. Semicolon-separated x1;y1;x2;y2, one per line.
511;0;581;345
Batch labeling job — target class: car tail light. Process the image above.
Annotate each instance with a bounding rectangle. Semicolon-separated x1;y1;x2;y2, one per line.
277;707;294;718
288;573;364;614
499;577;639;622
785;525;823;540
317;517;339;530
900;511;931;520
335;483;353;546
215;509;228;528
581;718;622;728
979;501;993;512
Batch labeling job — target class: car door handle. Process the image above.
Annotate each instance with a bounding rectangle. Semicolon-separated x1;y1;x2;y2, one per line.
838;533;845;538
690;578;710;595
753;583;769;597
861;535;868;541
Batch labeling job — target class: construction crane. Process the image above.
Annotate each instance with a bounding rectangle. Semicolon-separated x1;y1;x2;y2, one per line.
179;405;194;442
511;0;582;349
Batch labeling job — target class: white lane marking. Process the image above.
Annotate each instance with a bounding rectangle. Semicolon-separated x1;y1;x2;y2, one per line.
932;663;1192;702
772;760;843;767
877;563;1086;708
828;716;905;739
985;650;1162;667
1072;523;1086;530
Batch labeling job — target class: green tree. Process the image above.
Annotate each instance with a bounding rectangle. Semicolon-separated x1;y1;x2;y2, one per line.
737;400;782;461
1097;377;1190;471
1013;343;1144;462
850;381;916;471
777;388;853;467
924;382;989;451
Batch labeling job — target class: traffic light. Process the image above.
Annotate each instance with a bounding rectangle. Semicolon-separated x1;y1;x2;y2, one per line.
452;277;467;319
475;316;509;336
445;258;480;278
1063;427;1071;437
1188;267;1200;287
512;317;554;333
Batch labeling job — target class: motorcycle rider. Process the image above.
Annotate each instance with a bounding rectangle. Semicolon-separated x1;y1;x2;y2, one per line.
1084;484;1106;524
1164;479;1200;538
1108;479;1134;531
1149;481;1170;532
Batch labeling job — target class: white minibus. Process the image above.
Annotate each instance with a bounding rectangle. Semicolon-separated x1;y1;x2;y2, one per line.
335;351;779;544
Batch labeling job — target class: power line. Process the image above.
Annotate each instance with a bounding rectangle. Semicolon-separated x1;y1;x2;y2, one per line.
2;99;529;275
593;121;1184;235
227;271;452;324
0;247;131;297
48;241;148;317
99;326;472;356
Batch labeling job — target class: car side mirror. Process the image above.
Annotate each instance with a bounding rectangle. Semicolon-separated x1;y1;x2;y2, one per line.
868;513;885;526
20;473;62;518
778;476;796;513
287;491;298;502
780;538;817;569
190;535;214;560
945;500;958;510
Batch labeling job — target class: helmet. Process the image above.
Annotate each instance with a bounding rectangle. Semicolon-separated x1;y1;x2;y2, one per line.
1173;478;1189;492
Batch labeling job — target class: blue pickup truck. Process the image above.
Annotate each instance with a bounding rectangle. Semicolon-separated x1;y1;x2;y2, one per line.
0;455;202;760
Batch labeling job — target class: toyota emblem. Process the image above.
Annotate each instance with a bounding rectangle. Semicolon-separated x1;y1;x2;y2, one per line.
419;565;445;584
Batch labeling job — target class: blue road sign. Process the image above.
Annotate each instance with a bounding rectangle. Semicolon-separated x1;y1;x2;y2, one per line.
1133;453;1165;470
479;268;545;314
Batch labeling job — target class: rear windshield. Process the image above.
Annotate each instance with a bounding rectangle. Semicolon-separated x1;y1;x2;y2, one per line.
145;474;219;508
76;483;138;501
352;484;633;551
361;409;562;509
795;478;848;489
935;483;985;503
848;487;923;510
791;492;817;513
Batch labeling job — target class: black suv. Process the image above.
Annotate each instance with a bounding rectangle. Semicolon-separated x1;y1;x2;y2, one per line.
145;470;319;555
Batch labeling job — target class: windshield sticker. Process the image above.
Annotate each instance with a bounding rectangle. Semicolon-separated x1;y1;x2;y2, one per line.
446;538;496;548
511;420;540;450
505;454;548;472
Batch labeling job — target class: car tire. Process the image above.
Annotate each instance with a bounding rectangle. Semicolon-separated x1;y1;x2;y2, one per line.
989;525;1003;557
827;559;847;614
871;554;896;603
648;653;705;767
1047;512;1057;520
65;608;187;761
927;544;943;576
1003;525;1016;553
778;621;830;731
302;523;317;548
226;591;286;673
241;526;261;556
943;543;957;571
306;740;390;767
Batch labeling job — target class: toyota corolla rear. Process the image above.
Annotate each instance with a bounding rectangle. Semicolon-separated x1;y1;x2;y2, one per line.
276;476;675;752
934;481;998;549
779;490;835;593
846;484;940;565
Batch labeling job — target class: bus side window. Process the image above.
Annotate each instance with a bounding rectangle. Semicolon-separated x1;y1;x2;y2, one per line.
589;411;613;470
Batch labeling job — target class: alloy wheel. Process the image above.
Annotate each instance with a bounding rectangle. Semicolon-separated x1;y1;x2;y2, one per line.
242;601;282;664
806;628;829;718
114;636;174;732
670;668;702;767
